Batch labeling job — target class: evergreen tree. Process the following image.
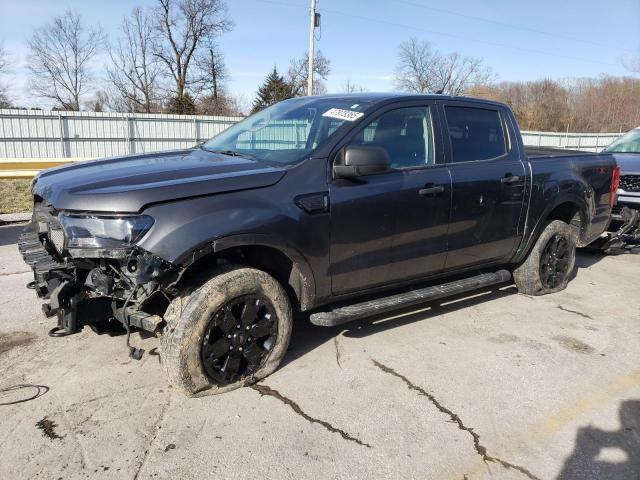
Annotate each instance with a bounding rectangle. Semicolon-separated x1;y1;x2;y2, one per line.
251;67;294;113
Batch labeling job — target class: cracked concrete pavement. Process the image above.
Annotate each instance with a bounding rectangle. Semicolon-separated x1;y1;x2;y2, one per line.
1;222;639;479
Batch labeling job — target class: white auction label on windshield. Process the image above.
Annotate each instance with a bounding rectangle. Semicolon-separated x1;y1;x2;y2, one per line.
322;108;364;121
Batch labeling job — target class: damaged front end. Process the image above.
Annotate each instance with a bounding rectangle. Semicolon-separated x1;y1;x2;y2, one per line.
19;201;178;357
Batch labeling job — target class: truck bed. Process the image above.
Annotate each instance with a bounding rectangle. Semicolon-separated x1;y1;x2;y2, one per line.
525;146;592;157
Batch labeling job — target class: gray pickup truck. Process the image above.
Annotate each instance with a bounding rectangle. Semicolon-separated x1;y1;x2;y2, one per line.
19;94;618;396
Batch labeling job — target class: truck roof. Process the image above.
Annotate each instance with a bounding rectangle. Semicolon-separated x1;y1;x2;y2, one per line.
305;92;508;108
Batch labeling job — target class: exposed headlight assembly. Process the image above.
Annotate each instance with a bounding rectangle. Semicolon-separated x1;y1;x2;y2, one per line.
59;214;154;258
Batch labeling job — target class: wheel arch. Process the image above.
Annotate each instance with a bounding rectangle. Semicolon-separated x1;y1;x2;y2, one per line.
545;200;586;238
515;196;588;264
175;234;316;312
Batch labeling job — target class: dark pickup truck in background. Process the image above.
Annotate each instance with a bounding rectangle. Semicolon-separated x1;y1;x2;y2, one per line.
19;93;618;396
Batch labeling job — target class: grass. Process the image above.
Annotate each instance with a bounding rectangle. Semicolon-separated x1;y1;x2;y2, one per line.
0;179;33;214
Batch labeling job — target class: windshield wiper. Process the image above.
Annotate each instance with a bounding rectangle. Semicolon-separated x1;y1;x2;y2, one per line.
206;148;257;160
214;149;243;157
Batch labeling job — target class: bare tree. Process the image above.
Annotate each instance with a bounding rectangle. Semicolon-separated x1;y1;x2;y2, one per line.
26;10;103;110
0;43;7;73
472;76;640;133
192;42;236;115
152;0;232;108
622;54;640;75
395;37;494;95
471;80;569;131
194;42;228;99
287;50;331;96
341;78;367;93
0;42;10;108
108;7;163;113
197;92;242;116
568;76;640;132
87;90;110;112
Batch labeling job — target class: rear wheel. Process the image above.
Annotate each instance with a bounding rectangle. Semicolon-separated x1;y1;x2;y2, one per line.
160;267;292;396
513;220;577;296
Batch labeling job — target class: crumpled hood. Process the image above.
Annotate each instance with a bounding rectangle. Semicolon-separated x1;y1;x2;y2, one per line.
33;148;287;212
611;153;640;175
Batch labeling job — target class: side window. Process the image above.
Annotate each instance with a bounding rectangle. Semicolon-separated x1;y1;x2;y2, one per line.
445;106;506;163
349;106;434;169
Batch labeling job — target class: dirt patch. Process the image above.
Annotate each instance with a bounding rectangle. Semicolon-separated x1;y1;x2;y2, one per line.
0;331;37;355
487;334;520;344
35;417;63;440
553;335;595;354
523;338;552;351
0;179;32;214
486;334;551;351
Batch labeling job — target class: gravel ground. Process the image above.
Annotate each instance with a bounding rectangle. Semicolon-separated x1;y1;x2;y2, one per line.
1;223;639;480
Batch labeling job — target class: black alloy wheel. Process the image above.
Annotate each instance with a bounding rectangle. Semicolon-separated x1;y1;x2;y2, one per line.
539;234;570;289
200;295;278;385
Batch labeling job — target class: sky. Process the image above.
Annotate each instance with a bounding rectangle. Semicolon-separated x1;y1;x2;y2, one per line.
0;0;639;110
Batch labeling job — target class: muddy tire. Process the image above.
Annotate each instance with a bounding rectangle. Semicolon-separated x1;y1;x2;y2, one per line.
160;267;292;397
513;220;577;296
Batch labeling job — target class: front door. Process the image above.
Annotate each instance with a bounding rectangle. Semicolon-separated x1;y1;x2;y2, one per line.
330;104;451;295
441;103;526;269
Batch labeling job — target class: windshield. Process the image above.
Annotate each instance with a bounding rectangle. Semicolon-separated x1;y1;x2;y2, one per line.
202;97;371;164
604;129;640;153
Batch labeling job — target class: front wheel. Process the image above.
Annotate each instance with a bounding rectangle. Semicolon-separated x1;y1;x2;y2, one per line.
160;267;292;396
513;220;577;296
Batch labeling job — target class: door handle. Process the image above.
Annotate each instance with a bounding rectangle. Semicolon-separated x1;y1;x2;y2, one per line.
501;174;521;184
418;185;445;196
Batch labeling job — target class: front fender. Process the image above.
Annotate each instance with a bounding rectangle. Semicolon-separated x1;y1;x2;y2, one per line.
136;191;327;311
168;233;317;311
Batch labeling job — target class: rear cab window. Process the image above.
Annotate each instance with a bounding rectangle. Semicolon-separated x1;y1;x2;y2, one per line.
444;106;507;163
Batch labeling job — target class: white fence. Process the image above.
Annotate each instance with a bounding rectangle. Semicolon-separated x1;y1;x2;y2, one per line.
0;109;624;159
521;130;622;153
0;109;242;158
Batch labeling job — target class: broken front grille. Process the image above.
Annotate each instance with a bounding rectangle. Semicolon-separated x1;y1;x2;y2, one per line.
18;227;67;274
619;175;640;192
33;202;66;254
48;227;65;255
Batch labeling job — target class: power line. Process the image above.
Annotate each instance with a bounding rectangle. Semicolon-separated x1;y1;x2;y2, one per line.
395;0;635;53
250;0;619;68
251;0;307;10
318;7;617;67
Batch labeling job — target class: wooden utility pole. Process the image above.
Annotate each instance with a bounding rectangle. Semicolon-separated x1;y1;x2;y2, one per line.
307;0;317;96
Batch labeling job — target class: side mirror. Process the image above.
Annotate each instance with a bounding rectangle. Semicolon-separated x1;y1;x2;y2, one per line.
333;145;391;179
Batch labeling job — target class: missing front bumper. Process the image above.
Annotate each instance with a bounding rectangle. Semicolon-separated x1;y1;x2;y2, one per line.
19;223;169;338
18;225;69;298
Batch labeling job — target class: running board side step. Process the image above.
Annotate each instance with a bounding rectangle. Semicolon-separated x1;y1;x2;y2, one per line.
310;269;511;327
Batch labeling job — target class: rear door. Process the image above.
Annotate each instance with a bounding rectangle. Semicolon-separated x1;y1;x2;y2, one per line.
329;102;451;294
441;102;526;269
